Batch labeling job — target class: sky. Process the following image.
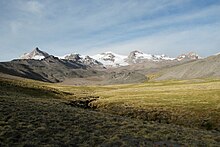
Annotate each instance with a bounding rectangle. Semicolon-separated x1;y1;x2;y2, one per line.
0;0;220;61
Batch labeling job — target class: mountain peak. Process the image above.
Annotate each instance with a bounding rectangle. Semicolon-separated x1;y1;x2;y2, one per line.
20;47;49;60
64;53;82;61
131;50;143;54
92;52;128;67
127;50;153;63
128;50;145;58
34;47;40;51
176;52;200;61
62;53;104;68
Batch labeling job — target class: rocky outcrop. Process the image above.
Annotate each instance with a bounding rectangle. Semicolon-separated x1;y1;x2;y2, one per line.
176;52;200;61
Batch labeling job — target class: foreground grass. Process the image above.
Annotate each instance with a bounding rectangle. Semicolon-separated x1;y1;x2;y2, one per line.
0;76;220;146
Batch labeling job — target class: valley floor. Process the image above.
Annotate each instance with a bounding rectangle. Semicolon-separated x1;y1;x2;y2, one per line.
0;75;220;146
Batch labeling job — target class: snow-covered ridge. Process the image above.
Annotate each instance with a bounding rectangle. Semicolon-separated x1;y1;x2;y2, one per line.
176;52;201;61
91;51;129;67
127;50;175;63
19;48;201;68
59;53;104;67
20;47;49;60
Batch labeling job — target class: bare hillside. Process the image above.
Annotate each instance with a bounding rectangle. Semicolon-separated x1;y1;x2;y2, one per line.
156;54;220;80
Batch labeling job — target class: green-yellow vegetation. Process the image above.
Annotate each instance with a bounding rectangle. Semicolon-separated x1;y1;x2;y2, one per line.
0;76;68;99
2;75;219;130
91;79;220;130
145;73;161;81
49;78;220;131
1;75;220;146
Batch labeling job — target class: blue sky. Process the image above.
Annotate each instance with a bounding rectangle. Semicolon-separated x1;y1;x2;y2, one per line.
0;0;220;61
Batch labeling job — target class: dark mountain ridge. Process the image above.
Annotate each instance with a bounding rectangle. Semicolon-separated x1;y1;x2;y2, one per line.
0;55;104;82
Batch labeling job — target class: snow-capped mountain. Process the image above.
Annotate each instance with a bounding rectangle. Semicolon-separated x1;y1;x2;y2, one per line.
62;53;104;67
83;56;104;67
126;50;175;63
153;54;175;61
63;53;82;62
20;47;49;60
128;50;153;62
19;48;200;68
176;52;200;61
91;52;129;67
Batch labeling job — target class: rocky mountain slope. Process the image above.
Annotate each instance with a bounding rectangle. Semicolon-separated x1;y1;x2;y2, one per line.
156;54;220;80
0;55;105;82
61;53;105;68
0;48;147;84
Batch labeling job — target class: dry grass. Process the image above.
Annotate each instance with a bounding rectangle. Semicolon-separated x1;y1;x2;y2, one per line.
47;78;220;130
1;76;220;146
88;79;220;130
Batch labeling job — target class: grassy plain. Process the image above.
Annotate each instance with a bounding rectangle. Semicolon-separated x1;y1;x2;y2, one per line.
92;79;220;130
49;79;220;130
0;75;220;146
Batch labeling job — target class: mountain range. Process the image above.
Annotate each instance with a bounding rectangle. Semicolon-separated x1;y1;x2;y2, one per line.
20;47;199;68
0;47;219;85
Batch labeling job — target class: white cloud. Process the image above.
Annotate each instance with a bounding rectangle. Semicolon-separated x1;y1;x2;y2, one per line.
0;0;220;61
91;23;220;57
